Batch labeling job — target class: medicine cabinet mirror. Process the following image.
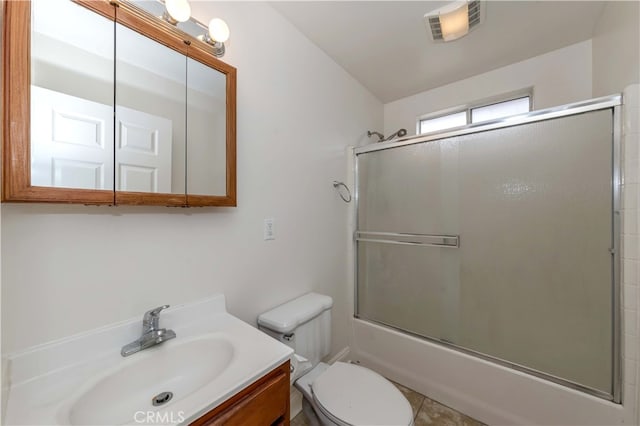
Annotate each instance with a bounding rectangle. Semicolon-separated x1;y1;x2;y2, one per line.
2;0;237;206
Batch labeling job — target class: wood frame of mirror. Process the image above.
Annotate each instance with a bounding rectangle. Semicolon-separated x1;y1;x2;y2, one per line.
2;0;237;206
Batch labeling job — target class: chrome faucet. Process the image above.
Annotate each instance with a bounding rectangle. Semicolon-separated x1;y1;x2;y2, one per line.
121;305;177;357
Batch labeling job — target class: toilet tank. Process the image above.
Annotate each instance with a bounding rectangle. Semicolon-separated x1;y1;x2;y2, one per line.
258;293;333;367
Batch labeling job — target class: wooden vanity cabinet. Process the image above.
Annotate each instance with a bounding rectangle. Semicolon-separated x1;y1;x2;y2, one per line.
191;361;290;426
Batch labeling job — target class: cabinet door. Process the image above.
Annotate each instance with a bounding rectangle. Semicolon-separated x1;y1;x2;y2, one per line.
114;22;187;206
2;0;116;203
186;57;227;197
191;361;290;426
185;47;236;207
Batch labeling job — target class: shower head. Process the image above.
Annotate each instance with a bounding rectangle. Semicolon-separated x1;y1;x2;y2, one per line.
381;128;407;142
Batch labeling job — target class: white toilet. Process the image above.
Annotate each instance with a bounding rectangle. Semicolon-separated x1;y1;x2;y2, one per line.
258;293;414;426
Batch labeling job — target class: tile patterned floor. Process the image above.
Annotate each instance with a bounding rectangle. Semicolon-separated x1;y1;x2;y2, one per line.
291;380;485;426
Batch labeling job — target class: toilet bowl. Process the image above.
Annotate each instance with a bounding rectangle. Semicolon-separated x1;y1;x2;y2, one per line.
296;361;413;426
258;293;413;426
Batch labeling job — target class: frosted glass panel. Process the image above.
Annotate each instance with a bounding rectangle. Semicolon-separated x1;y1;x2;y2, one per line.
358;243;458;339
357;109;614;395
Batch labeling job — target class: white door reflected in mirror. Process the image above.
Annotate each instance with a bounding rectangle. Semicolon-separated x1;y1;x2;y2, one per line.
31;86;114;190
116;106;172;193
30;86;174;194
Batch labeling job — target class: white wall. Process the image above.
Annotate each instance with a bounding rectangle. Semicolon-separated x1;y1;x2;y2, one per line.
592;1;640;97
0;2;382;355
384;40;593;136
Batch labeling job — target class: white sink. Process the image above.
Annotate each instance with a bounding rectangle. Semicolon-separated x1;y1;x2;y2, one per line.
5;295;294;426
68;336;234;425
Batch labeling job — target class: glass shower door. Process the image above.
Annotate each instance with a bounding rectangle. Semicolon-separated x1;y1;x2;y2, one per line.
357;137;462;342
356;109;615;398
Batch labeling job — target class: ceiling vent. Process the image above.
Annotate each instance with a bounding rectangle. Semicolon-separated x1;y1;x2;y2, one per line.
425;0;484;42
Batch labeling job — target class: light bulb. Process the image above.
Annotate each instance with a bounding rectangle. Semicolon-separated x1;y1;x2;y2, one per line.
208;18;230;43
165;0;191;23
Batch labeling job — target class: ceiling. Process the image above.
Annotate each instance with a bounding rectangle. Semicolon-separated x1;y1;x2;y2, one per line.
271;1;606;103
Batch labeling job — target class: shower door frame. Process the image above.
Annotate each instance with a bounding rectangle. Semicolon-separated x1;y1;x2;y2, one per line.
353;95;622;403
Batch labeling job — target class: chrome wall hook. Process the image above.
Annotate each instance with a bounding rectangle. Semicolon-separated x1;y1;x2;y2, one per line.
333;181;352;203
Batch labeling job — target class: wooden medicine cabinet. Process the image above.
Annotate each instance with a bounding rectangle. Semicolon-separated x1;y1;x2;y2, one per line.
2;0;237;206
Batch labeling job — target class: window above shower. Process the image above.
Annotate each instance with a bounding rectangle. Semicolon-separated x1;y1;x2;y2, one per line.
418;92;532;135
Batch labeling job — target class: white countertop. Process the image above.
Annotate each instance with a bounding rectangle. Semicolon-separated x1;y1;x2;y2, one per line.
4;295;293;425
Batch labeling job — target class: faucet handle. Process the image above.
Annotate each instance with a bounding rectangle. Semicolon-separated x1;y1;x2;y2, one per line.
143;305;170;331
145;305;169;317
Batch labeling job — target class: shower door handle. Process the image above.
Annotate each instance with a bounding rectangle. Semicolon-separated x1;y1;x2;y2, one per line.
355;231;459;248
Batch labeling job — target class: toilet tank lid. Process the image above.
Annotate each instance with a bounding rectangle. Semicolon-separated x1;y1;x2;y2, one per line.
258;293;333;333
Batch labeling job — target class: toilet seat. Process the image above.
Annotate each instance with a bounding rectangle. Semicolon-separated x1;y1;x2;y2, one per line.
311;362;413;426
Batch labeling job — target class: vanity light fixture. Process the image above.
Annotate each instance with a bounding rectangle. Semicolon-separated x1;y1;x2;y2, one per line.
424;0;484;42
158;0;230;58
